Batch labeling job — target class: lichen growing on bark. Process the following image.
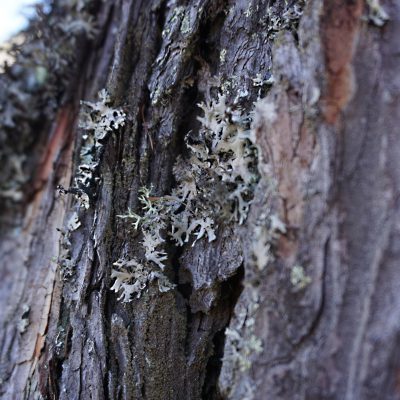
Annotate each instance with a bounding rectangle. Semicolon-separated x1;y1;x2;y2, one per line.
114;90;260;302
110;258;174;302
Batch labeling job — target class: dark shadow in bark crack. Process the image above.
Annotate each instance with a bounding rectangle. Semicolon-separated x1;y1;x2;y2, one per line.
202;263;245;400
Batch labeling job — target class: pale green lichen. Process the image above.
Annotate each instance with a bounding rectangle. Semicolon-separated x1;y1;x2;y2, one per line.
79;89;126;141
219;284;263;399
366;0;389;26
115;91;260;302
180;11;192;35
219;48;227;64
218;89;292;398
66;211;81;232
224;325;263;372
113;188;175;301
219;75;239;96
123;92;259;236
244;5;253;18
162;5;185;39
110;258;174;302
118;186;171;269
251;212;286;270
57;90;125;280
71;89;125;208
290;265;312;290
58;210;84;280
262;1;304;37
17;304;30;334
252;73;274;88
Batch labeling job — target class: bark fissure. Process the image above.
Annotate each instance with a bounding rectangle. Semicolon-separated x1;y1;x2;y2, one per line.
201;263;245;400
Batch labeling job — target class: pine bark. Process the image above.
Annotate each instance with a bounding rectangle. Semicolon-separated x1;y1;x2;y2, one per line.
1;0;399;399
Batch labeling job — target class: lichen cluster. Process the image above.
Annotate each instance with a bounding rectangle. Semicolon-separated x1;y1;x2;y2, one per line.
56;89;125;279
110;258;174;302
290;265;311;290
58;211;82;280
219;284;263;400
224;307;263;372
262;0;305;37
366;0;389;26
112;187;177;301
219;210;287;396
75;89;126;208
112;93;260;302
182;94;259;225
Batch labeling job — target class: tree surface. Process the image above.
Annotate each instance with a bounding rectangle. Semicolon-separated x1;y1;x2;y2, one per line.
0;0;399;399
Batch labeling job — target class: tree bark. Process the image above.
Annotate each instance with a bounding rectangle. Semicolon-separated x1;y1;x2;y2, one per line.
1;0;399;399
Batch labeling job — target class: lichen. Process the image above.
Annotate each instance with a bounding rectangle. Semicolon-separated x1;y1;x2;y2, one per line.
57;211;83;280
244;5;253;18
67;211;81;232
261;0;305;38
122;92;259;240
110;258;175;302
252;72;274;88
17;304;30;334
115;91;260;302
57;89;125;279
219;208;286;394
113;188;175;301
290;265;312;290
219;48;227;64
366;0;389;26
251;211;286;270
217;86;293;398
219;284;263;399
180;11;192;35
59;89;126;209
224;321;263;372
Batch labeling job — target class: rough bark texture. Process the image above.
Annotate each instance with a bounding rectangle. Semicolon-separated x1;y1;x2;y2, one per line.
1;0;399;399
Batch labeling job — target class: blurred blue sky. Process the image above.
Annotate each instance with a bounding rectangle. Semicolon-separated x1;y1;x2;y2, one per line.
0;1;36;43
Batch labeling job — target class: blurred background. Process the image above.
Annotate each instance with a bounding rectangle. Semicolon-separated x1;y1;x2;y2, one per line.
0;1;35;43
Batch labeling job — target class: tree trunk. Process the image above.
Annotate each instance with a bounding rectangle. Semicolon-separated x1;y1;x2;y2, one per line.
1;0;399;399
